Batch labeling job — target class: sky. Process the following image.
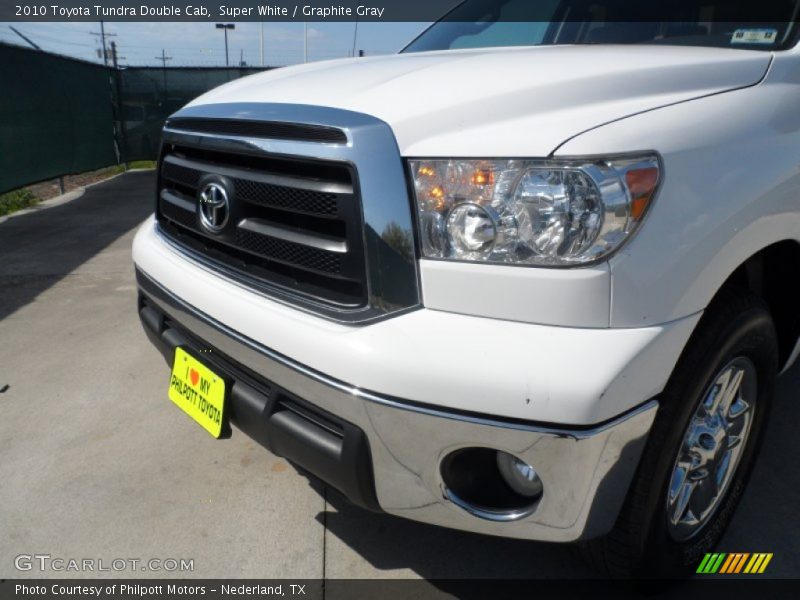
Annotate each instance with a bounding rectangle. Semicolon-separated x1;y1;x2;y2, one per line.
0;21;431;66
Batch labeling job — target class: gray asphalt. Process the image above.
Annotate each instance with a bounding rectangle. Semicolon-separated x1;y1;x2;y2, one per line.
0;172;797;583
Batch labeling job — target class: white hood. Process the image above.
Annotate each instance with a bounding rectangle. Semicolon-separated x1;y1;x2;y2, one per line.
188;45;771;156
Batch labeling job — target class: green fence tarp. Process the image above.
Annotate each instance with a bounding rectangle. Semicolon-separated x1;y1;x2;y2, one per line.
115;66;267;162
0;44;117;195
0;43;272;194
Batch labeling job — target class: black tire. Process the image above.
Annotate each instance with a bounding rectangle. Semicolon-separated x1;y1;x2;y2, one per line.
580;287;778;578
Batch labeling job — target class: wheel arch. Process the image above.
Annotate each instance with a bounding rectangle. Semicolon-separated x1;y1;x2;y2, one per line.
712;239;800;370
706;239;800;372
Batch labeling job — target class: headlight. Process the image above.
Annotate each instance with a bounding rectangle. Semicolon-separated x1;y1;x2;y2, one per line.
409;155;660;266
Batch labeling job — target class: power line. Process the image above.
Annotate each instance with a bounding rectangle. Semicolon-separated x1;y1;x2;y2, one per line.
0;29;376;68
0;35;105;64
7;27;96;47
22;22;95;33
8;26;40;50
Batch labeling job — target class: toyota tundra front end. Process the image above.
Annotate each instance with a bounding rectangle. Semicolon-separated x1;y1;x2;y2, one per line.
133;1;800;578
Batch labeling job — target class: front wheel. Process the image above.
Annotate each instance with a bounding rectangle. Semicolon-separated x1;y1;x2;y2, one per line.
582;289;778;578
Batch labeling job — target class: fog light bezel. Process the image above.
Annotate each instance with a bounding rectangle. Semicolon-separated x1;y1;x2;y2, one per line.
440;447;543;522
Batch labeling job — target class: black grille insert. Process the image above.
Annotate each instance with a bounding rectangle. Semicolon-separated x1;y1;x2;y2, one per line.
156;143;366;309
234;228;343;275
234;178;338;217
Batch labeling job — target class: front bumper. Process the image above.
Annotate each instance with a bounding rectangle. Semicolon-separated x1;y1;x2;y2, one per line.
138;268;658;542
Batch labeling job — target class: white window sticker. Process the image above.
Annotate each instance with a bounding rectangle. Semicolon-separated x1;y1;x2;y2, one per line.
731;28;778;44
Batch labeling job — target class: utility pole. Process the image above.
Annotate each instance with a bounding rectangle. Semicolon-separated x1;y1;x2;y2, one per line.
110;41;119;68
156;49;172;93
100;20;108;66
155;49;172;68
111;38;127;167
303;22;308;63
351;17;359;57
96;22;122;167
100;20;107;65
239;48;245;67
91;21;116;66
259;21;264;66
215;23;235;67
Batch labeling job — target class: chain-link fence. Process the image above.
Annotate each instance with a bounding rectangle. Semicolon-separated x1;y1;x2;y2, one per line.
0;42;272;194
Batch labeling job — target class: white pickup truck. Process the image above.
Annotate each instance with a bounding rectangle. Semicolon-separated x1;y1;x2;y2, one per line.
133;1;800;577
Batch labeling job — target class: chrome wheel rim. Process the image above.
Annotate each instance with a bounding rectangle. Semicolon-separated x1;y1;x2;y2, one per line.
666;357;757;541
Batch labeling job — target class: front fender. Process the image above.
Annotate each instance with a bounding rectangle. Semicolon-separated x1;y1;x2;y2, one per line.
555;58;800;328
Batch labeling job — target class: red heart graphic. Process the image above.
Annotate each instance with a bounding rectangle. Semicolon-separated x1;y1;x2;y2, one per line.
189;369;199;386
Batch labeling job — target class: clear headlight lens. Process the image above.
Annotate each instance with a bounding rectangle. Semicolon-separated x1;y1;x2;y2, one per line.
409;156;660;266
446;203;497;255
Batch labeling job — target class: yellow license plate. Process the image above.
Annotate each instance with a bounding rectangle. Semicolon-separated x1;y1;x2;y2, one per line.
168;347;227;438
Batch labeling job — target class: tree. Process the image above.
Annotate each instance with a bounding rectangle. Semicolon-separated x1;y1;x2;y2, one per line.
381;222;414;261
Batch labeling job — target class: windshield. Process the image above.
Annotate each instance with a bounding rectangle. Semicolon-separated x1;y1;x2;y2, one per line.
403;0;799;52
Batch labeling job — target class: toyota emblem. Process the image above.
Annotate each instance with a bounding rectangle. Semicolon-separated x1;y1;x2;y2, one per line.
198;182;230;233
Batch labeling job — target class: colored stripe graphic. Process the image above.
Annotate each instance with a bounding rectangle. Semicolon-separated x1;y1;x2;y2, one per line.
696;553;713;573
733;553;750;573
720;553;749;573
698;552;773;574
759;554;773;573
719;554;736;574
744;553;774;574
712;553;726;573
697;553;727;573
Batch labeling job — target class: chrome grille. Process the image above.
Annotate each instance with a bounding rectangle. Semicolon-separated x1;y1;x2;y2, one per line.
161;160;340;217
155;143;367;309
155;104;421;323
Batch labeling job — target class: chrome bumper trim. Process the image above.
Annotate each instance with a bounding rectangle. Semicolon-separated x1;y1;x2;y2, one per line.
137;268;657;542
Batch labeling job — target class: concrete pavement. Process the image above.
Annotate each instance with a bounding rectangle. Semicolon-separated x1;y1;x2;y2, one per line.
0;171;797;582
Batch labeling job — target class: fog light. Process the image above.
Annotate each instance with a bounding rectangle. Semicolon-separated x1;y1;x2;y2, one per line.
496;451;543;499
441;447;542;521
